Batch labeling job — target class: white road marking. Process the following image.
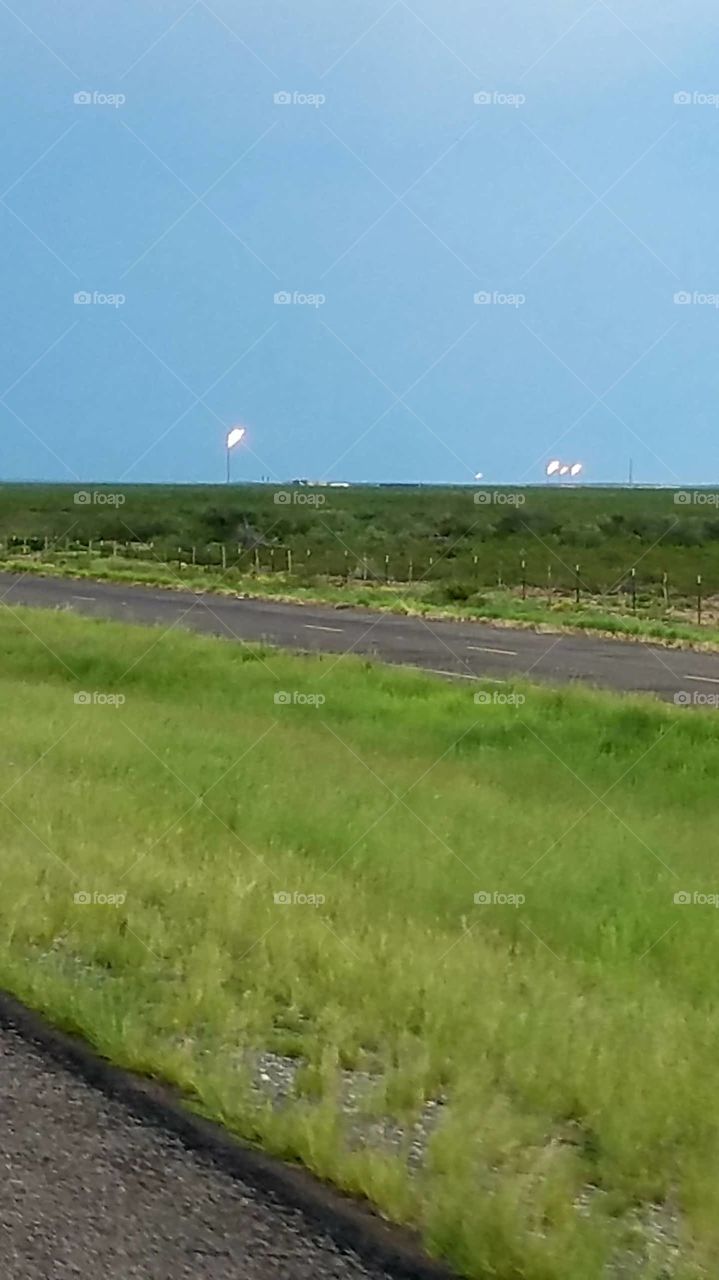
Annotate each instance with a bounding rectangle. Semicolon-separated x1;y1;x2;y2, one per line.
72;595;96;602
684;673;719;685
467;644;518;656
305;624;344;633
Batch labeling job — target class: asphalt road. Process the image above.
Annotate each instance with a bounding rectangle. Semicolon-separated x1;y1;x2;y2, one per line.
0;1024;402;1280
2;571;719;703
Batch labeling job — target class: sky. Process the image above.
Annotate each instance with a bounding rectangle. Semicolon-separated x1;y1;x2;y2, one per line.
2;1;719;487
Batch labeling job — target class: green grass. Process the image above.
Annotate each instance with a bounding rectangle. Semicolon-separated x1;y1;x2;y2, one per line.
1;605;718;1277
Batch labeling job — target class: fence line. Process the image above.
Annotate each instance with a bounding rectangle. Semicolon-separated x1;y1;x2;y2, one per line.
0;538;711;622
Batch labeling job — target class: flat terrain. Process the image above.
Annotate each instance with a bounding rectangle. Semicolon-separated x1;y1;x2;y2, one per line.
4;570;719;702
1;604;719;1277
1;482;717;597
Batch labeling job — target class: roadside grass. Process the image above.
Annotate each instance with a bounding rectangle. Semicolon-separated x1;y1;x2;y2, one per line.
1;606;718;1277
3;551;719;652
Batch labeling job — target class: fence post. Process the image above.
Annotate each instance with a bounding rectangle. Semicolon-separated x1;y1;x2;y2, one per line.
521;558;527;600
408;559;413;583
662;571;668;608
254;547;260;573
697;574;702;625
287;548;293;575
385;553;390;582
221;545;227;571
575;564;581;606
192;546;196;566
631;566;637;613
547;564;552;604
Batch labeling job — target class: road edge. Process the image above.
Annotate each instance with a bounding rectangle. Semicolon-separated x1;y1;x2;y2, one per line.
0;989;457;1280
2;563;717;656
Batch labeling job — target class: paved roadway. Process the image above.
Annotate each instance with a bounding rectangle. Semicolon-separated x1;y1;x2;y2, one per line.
2;571;719;702
0;1023;406;1280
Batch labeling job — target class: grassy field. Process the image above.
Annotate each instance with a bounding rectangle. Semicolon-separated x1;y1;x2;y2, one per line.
2;605;719;1277
4;480;719;596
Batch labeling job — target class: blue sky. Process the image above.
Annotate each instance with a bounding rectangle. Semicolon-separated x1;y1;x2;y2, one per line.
2;1;719;486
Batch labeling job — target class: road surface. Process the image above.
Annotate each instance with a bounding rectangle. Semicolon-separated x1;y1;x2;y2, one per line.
0;1018;437;1280
2;571;719;702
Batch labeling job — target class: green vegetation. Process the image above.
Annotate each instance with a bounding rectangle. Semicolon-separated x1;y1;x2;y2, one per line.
4;481;719;646
1;605;718;1277
3;480;719;591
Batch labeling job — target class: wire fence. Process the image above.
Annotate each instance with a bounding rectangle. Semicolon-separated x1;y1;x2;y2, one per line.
1;534;714;623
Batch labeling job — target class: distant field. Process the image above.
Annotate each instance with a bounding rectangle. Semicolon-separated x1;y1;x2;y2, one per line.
1;605;718;1278
3;480;719;596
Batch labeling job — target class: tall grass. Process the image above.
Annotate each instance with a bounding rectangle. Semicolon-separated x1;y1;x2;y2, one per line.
0;606;717;1277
